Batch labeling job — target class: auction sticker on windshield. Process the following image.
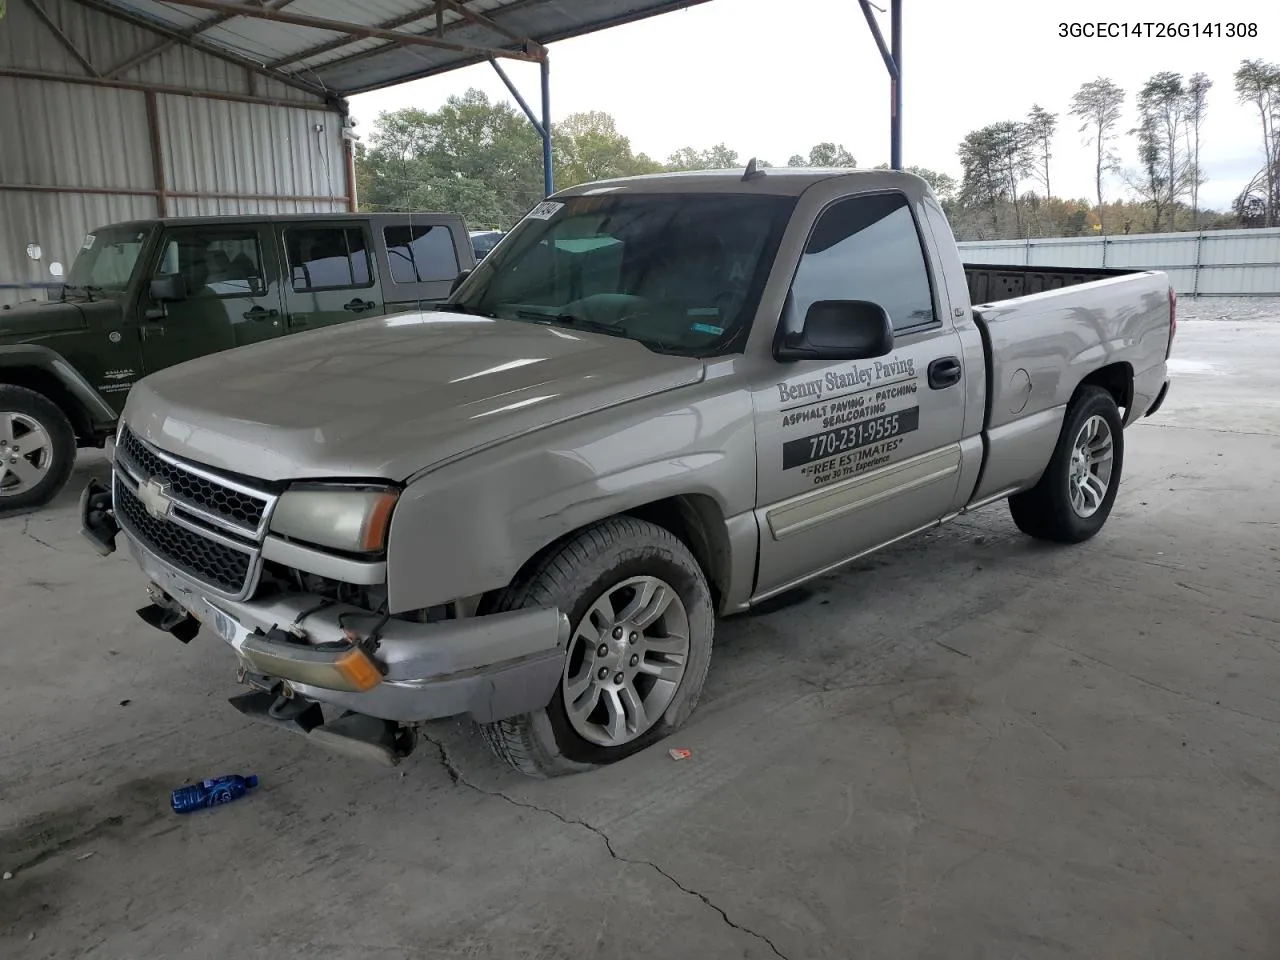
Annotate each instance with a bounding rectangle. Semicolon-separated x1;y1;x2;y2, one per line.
775;356;921;486
526;201;564;220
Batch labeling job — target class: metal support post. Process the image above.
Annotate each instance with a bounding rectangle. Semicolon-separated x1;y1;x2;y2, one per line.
540;56;554;197
891;0;902;170
488;57;554;198
858;0;903;169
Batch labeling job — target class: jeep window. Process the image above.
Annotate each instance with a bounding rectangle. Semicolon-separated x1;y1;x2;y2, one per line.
385;224;459;283
787;192;938;334
154;230;266;298
451;193;795;357
285;227;373;292
65;225;153;294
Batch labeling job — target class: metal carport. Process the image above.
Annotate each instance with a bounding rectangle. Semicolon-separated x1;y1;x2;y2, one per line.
1;0;904;304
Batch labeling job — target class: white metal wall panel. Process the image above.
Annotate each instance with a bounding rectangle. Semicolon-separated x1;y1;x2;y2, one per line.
166;197;347;217
0;78;154;190
958;228;1280;296
157;95;347;202
121;43;323;104
1;191;157;306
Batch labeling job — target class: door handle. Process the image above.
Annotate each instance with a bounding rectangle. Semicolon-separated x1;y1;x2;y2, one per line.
344;298;374;312
928;356;962;389
243;306;279;321
140;323;165;340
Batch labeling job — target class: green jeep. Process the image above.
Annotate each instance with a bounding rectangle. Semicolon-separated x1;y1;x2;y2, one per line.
0;212;473;512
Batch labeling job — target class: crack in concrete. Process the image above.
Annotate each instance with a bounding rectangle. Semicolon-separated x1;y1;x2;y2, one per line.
422;734;789;960
22;516;57;551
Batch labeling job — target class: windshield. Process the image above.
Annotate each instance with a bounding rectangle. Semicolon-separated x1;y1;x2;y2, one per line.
450;193;795;356
65;225;153;295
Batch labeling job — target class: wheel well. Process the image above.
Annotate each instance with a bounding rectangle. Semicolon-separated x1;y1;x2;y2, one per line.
1077;362;1134;423
0;366;96;442
482;495;732;616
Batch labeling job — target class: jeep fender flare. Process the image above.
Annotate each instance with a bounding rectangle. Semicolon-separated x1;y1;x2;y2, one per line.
0;344;118;433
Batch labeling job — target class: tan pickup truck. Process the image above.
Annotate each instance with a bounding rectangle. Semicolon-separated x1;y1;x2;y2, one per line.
81;167;1175;778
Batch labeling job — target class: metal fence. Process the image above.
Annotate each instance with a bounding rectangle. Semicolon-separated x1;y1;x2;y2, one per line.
957;227;1280;296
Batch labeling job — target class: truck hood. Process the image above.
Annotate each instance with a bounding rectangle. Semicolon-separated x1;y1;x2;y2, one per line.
123;310;707;483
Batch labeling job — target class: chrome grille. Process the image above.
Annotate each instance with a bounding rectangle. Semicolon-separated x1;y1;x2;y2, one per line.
114;477;252;595
112;426;277;600
116;426;269;536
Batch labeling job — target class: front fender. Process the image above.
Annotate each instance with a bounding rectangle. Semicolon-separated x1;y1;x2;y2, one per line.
0;344;118;427
385;382;758;613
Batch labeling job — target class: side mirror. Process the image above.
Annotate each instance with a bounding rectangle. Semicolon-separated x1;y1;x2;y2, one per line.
449;269;472;296
150;275;187;303
774;299;895;362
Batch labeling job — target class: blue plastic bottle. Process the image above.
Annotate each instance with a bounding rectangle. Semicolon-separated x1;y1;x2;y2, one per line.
170;774;259;813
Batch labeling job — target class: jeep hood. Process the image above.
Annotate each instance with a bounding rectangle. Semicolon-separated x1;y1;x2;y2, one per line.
0;298;87;339
123;311;707;482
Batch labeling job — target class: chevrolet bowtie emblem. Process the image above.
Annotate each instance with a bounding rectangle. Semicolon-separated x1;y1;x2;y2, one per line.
138;478;173;520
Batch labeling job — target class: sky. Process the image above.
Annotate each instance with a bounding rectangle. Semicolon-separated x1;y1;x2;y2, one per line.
349;0;1279;212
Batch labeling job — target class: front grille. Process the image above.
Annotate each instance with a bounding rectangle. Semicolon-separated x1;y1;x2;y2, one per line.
117;426;268;533
115;477;253;596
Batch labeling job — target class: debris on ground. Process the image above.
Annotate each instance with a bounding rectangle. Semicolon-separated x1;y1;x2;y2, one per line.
668;748;692;761
77;851;97;861
3;871;12;880
171;774;259;813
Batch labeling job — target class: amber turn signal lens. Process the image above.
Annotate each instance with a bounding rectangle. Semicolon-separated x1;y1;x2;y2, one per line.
334;646;384;691
360;491;399;552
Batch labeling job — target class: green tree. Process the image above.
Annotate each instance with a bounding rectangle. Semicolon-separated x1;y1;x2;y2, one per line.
1128;72;1190;231
666;143;741;171
1233;59;1280;226
1024;104;1057;199
553;111;663;187
354;89;543;229
1069;77;1125;223
873;164;957;202
1184;72;1213;225
787;143;856;167
958;126;1009;234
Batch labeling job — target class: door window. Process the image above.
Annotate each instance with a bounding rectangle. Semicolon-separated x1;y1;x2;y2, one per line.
154;231;264;298
384;224;459;283
284;227;373;292
789;193;937;333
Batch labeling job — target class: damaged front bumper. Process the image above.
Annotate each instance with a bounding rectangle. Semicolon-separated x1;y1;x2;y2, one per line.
80;477;570;764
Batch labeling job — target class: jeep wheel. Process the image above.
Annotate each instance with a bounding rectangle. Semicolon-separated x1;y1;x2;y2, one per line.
481;517;715;778
1009;385;1125;543
0;385;77;512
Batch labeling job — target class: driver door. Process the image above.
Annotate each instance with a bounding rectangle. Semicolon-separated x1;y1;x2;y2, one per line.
139;224;285;375
751;191;967;598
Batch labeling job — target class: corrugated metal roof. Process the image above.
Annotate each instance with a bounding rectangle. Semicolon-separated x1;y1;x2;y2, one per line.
87;0;713;97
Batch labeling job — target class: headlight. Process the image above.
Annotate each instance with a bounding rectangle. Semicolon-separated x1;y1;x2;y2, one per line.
269;485;399;553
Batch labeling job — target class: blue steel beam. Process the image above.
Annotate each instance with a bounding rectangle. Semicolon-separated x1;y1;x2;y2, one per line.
489;57;554;197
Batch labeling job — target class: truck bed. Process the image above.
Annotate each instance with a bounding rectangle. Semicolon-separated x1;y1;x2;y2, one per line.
963;263;1142;306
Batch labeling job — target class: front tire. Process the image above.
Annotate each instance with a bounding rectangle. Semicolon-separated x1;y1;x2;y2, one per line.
481;517;715;778
0;385;77;512
1009;385;1124;543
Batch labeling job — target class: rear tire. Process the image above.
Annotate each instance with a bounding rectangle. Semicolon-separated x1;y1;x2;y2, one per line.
0;385;77;512
1009;386;1124;543
481;517;714;778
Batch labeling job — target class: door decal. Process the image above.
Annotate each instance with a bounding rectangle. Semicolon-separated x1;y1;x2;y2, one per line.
774;354;922;487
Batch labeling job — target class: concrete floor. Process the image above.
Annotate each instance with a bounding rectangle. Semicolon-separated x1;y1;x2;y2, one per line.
3;316;1279;960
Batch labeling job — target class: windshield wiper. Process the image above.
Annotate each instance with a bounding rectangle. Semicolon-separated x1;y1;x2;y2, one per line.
514;310;627;340
445;302;499;319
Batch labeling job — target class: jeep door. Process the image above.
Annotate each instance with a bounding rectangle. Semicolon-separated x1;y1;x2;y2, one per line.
373;215;473;311
138;223;286;375
278;221;386;331
751;190;967;598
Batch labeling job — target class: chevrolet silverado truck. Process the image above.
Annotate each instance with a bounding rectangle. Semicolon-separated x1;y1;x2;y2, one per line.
1;212;473;512
80;168;1175;778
